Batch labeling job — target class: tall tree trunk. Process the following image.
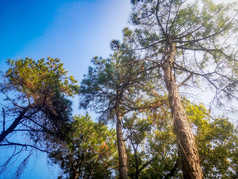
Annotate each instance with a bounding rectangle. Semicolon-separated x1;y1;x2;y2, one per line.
116;105;128;179
163;42;203;179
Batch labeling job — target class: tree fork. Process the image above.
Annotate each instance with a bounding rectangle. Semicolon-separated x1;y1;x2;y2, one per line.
163;42;203;179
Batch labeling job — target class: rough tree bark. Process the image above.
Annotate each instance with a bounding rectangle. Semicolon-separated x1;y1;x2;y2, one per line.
115;92;128;179
163;40;203;179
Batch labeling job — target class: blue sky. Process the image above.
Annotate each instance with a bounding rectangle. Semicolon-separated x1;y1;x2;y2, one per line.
0;0;131;178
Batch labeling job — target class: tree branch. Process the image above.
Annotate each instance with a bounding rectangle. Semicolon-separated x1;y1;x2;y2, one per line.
0;107;29;143
178;72;193;87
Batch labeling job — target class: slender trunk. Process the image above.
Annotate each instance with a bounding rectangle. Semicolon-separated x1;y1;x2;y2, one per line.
132;143;139;179
135;153;139;179
116;105;128;179
163;42;203;179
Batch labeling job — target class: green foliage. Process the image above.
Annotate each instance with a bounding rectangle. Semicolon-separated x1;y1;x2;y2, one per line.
0;57;80;146
125;111;179;178
3;57;79;122
185;103;238;178
124;102;238;178
79;43;159;122
5;57;79;98
49;115;117;179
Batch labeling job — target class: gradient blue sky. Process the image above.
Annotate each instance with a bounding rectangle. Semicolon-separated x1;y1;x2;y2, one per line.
0;0;131;178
